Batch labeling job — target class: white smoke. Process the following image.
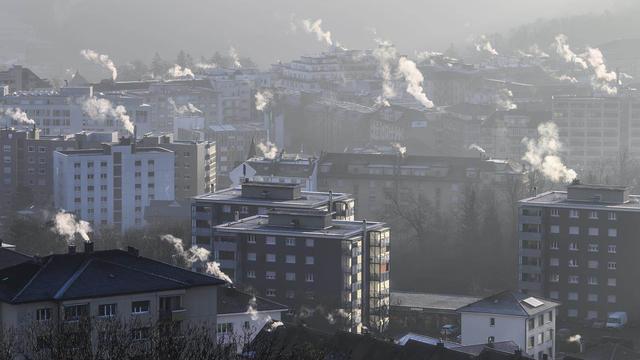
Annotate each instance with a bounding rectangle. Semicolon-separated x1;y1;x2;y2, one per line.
301;18;333;46
555;74;578;83
495;88;517;111
257;141;279;159
246;296;283;332
82;97;134;134
584;47;618;95
268;320;284;332
568;334;582;343
475;35;498;56
392;142;407;156
468;143;487;155
229;47;242;68
397;57;434;109
167;64;195;79
416;51;443;65
53;210;92;243
522;122;577;183
553;34;588;69
3;108;35;125
255;90;274;111
373;39;398;106
160;234;233;283
168;98;202;115
195;62;217;70
80;49;118;81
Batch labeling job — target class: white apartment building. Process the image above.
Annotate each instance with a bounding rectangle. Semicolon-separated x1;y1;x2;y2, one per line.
53;139;175;232
458;291;560;360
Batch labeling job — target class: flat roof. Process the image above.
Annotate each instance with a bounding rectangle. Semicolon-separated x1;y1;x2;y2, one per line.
193;187;352;208
390;291;481;311
519;191;640;211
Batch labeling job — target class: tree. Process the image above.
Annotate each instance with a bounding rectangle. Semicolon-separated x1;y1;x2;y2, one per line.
151;52;167;78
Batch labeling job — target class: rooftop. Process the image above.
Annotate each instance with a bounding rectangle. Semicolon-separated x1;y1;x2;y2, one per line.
520;191;640;210
0;246;31;270
193;186;351;208
391;291;481;311
217;287;287;315
457;291;559;317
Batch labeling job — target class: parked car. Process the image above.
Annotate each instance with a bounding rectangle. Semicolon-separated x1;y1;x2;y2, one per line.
606;312;628;329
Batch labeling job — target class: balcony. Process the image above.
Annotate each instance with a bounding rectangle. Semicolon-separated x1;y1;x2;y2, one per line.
159;308;186;322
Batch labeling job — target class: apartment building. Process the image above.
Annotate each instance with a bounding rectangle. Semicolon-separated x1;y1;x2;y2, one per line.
53;138;175;232
518;181;639;322
211;209;390;333
458;291;559;360
229;153;319;191
551;95;640;172
138;133;216;200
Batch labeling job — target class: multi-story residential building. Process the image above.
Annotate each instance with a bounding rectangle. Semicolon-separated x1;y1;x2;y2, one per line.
211;209;390;334
479;109;550;161
207;122;266;189
318;152;524;220
517;181;639;323
192;181;355;252
138;133;216;200
458;291;559;360
229;153;319;191
53;138;175;232
0;65;50;92
0;244;225;351
552;95;640;173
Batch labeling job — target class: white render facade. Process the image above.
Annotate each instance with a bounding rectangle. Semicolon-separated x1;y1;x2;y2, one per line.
53;141;175;232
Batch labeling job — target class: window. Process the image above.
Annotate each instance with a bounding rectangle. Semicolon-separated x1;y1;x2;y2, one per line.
528;336;535;349
550;225;560;234
286;272;296;281
266;236;276;245
569;226;579;235
549;274;560;283
549;258;559;266
243;321;251;330
608;245;617;254
549;241;559;250
568;275;579;284
588;276;598;285
36;308;51;321
570;209;579;218
285;255;296;264
608;212;617;221
247;270;256;278
489;318;495;327
286;238;296;246
588;244;599;252
608;228;617;237
64;304;89;322
547;311;553;322
608;262;617;270
608;278;617;287
568;309;578;318
608;295;617;303
537;333;544;345
550;209;560;217
240;206;249;214
132;301;150;314
588;294;598;302
569;242;579;251
588;260;599;269
266;254;276;262
132;327;150;341
286;290;295;299
266;289;276;297
588;227;599;236
266;271;276;280
247;253;257;261
248;235;256;244
222;205;231;213
589;211;598;219
217;322;234;334
538;315;544;326
99;304;117;317
306;238;315;247
568;292;578;301
305;273;314;282
549;291;559;299
305;256;315;265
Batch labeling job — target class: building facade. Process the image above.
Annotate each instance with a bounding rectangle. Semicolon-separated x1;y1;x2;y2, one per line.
228;153;318;191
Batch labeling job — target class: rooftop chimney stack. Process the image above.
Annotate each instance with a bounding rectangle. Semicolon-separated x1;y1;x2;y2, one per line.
84;241;94;253
68;244;77;255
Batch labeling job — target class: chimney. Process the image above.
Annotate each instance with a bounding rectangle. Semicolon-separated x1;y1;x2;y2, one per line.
234;210;240;221
68;244;77;255
127;246;139;257
487;336;495;347
84;241;94;253
328;190;333;214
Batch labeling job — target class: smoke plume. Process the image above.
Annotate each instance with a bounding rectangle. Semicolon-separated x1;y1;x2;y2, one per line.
397;57;434;109
392;142;407;156
475;35;498;56
468;143;486;155
169;98;202;115
302;18;333;46
167;64;195;79
229;47;242;68
80;49;118;81
3;108;35;125
584;47;618;95
160;234;233;283
495;88;517;111
52;210;92;243
257;141;279;159
255;90;274;111
522;122;577;183
82;97;134;134
555;74;578;83
553;34;588;69
373;39;397;106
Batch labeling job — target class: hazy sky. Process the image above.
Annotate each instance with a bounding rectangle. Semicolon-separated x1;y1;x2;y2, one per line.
1;0;636;77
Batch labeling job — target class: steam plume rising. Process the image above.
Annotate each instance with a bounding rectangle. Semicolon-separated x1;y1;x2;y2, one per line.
229;47;242;68
168;98;202;115
553;34;588;69
495;88;517;111
475;35;498;56
397;57;434;109
469;143;486;155
160;234;232;283
82;97;134;134
392;143;407;156
167;64;195;79
373;39;397;106
3;108;35;125
257;141;279;159
255;90;274;111
555;74;578;83
302;18;333;46
584;47;618;95
245;296;283;332
53;211;92;243
80;49;118;81
522;122;577;183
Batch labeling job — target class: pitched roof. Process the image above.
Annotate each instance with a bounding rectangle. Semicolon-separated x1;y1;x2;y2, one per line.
0;247;31;270
217;287;287;315
457;291;559;317
0;249;225;304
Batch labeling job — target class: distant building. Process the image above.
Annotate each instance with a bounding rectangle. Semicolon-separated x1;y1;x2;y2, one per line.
229;153;318;191
518;181;640;323
0;65;50;92
138;133;216;200
53;139;175;232
212;209;390;334
458;291;559;360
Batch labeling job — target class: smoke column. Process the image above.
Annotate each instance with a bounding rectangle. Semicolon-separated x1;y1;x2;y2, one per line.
80;49;118;81
255;90;274;111
169;98;202;115
82;97;134;134
229;47;242;68
397;57;434;109
302;18;333;46
522;122;577;183
553;34;588;69
161;234;233;283
475;35;498;56
584;47;618;95
392;143;407;156
3;108;35;125
495;88;517;110
373;39;397;106
257;141;279;159
53;210;92;243
167;64;195;79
